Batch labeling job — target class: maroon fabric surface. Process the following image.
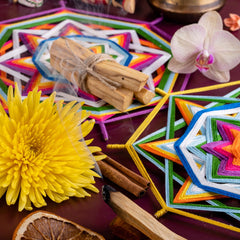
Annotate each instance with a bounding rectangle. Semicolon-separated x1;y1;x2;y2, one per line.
0;0;239;240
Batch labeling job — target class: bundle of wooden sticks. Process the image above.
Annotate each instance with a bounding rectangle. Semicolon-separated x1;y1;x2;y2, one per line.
49;38;155;111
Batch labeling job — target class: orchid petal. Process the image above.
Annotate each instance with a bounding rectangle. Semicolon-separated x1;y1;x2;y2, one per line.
170;24;206;62
168;56;197;74
202;66;230;82
198;11;223;35
209;30;240;71
199;11;223;49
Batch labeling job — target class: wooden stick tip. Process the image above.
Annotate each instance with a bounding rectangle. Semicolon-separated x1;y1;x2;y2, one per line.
102;185;117;203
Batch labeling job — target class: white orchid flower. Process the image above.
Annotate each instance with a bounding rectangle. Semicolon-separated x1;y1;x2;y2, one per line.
168;11;240;82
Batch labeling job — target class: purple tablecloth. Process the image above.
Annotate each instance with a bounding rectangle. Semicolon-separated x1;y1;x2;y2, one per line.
0;0;239;239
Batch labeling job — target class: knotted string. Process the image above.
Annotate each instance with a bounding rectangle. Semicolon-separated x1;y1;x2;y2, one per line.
60;37;122;93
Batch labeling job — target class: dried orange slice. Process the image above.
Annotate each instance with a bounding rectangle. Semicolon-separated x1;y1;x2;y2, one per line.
13;210;105;240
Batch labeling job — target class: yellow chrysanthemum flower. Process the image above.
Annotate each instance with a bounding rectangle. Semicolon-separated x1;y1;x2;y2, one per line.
0;84;104;211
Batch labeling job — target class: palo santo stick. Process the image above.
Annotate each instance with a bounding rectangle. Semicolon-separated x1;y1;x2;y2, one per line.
87;75;133;111
102;185;186;240
50;38;148;92
110;216;146;240
134;88;155;105
95;61;148;92
51;55;133;111
96;152;150;191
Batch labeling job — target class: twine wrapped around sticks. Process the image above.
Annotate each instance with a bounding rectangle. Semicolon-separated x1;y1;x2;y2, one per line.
60;37;122;93
50;37;149;111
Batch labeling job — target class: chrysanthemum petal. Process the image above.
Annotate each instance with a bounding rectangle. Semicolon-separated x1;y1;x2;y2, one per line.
59;101;77;118
34;188;46;207
24;197;33;211
85;184;99;193
0;187;7;198
45;189;55;201
0;103;6;116
168;56;198;73
81;119;95;136
84;139;94;146
11;172;20;189
50;192;69;203
88;146;102;154
84;169;100;178
23;89;41;119
76;188;91;197
19;192;28;211
170;24;206;62
94;154;106;162
0;84;101;211
78;109;90;122
7;85;14;103
68;102;84;116
6;183;20;205
209;30;240;71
